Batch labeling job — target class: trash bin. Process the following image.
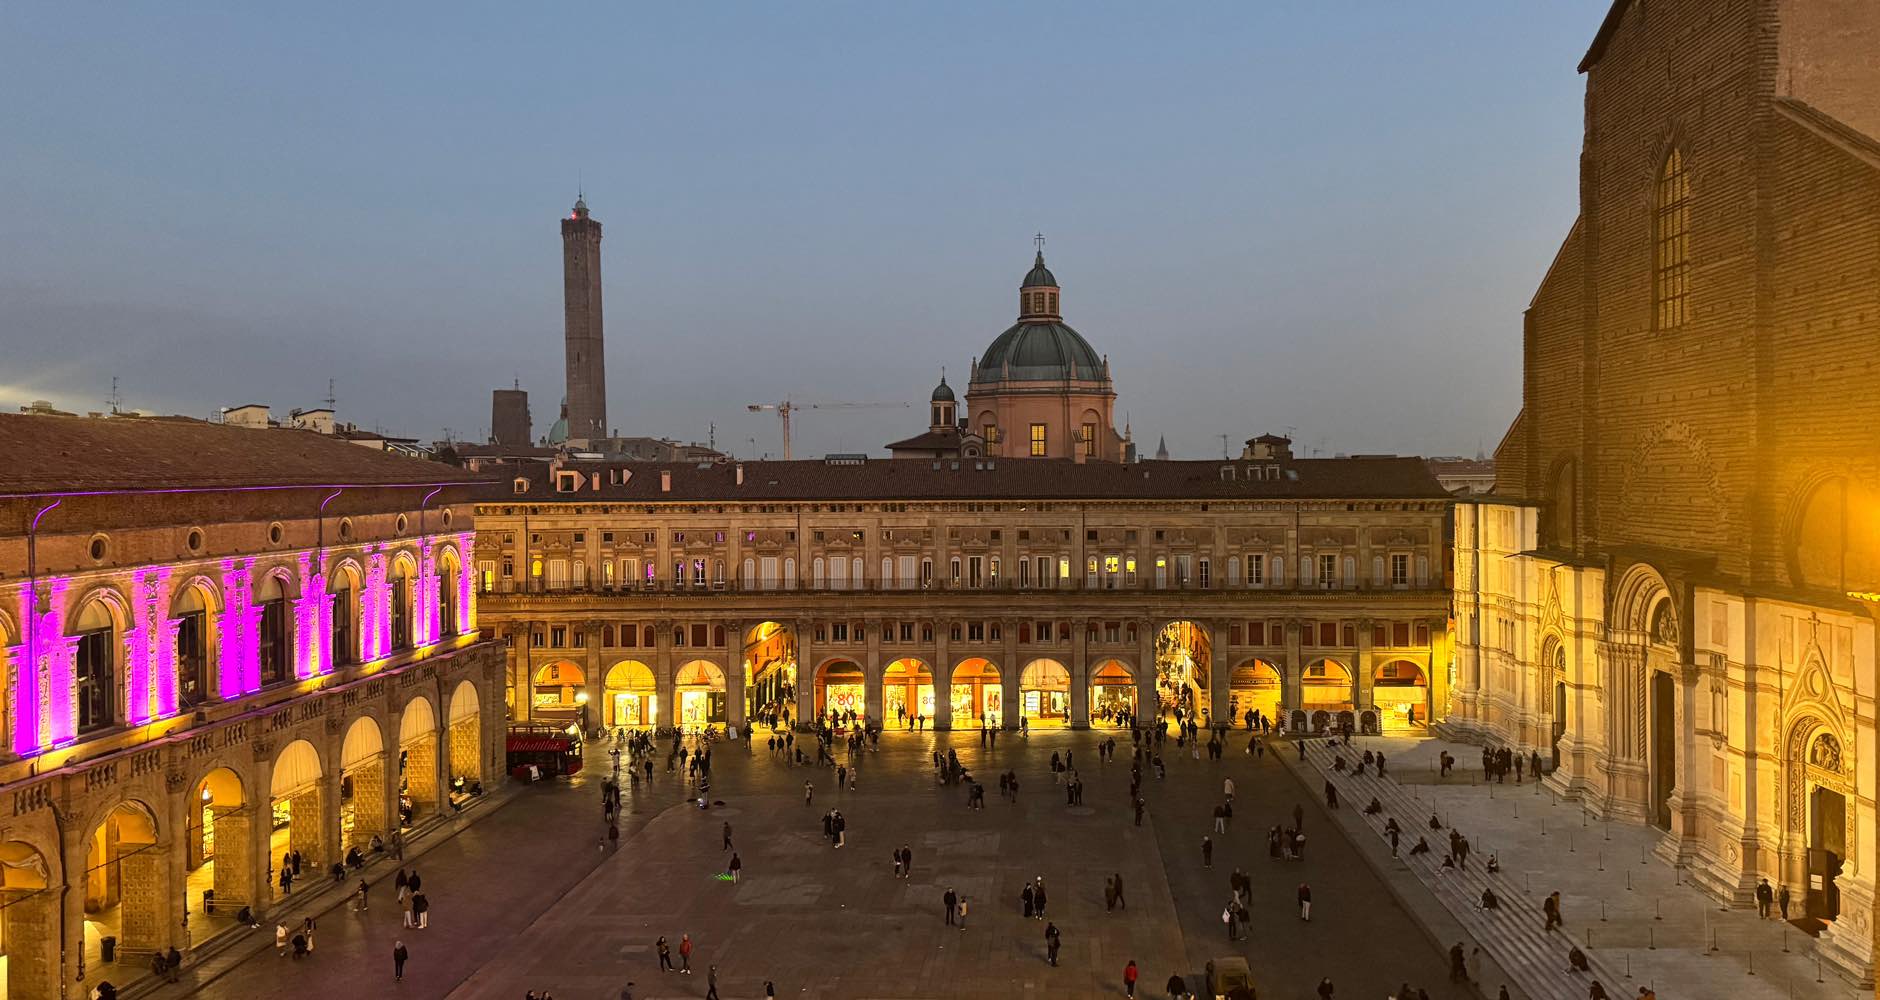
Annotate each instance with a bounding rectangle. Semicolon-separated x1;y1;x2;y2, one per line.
202;888;216;914
101;935;117;963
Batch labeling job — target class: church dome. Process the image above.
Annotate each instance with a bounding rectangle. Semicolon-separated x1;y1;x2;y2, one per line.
931;376;956;402
973;322;1105;384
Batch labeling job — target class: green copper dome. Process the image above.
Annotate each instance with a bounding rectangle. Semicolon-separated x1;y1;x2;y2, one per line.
1022;250;1057;288
973;322;1105;384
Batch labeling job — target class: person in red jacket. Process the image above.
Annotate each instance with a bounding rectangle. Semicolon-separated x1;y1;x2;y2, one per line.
1123;959;1139;998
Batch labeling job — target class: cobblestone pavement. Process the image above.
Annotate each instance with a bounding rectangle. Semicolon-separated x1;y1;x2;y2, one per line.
182;728;1468;1000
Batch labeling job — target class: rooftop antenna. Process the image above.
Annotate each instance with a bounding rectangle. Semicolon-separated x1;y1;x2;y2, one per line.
324;378;337;411
106;377;122;414
1219;433;1230;459
709;421;717;452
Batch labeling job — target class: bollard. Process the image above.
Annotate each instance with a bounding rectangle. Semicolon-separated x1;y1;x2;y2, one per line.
1816;956;1823;983
1748;949;1755;976
1627;871;1633;891
1604;818;1610;841
1648;926;1655;950
1598;850;1604;872
1601;901;1607;922
1542;819;1547;837
1585;928;1592;948
1782;929;1789;953
1654;898;1661;921
1569;832;1575;853
1640;845;1648;866
1624;954;1631;978
1513;800;1518;818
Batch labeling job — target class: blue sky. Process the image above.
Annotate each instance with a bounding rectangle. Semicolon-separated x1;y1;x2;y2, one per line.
0;2;1605;459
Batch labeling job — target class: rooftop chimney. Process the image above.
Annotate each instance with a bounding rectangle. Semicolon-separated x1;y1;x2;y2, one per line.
660;470;672;492
735;463;744;486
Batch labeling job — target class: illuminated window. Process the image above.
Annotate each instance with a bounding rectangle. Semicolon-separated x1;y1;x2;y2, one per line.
1030;423;1047;457
1082;422;1096;457
1655;148;1690;331
1048;292;1058;313
983;423;998;444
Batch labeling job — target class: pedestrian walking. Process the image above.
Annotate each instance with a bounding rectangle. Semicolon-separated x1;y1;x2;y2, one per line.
1034;879;1048;918
1044;921;1060;966
1543;891;1563;932
1114;872;1127;909
275;923;287;957
804;780;813;805
1223;776;1235;800
727;852;742;882
1105;876;1117;912
1325;780;1339;809
1297;882;1313;921
678;933;693;973
706;964;720;1000
392;940;408;982
723;821;734;851
402;891;415;927
957;895;969;929
1022;883;1035;919
657;936;672;972
1450;942;1468;982
1124;959;1139;998
395;867;409;901
1778;883;1791;920
357;877;370;910
1755;878;1773;918
608;822;619;849
1202;835;1213;868
901;844;913;878
412;890;429;929
1316;977;1335;1000
943;887;958;925
893;846;904;878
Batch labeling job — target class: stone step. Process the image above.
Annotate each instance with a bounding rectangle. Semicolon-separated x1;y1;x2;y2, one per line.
1292;740;1626;1000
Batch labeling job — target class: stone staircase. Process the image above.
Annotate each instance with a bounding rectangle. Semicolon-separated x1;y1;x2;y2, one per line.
1291;739;1628;1000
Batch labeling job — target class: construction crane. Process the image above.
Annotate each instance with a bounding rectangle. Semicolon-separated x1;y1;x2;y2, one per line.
746;399;910;460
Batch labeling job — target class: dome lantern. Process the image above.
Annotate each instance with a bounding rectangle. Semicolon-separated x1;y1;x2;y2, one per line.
1020;233;1061;320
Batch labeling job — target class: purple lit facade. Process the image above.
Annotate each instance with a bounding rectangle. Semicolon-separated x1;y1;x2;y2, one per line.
4;531;472;758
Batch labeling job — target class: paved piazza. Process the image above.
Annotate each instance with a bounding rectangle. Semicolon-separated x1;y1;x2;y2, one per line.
168;728;1461;1000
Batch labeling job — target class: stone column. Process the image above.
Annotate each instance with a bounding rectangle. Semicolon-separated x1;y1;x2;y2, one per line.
3;887;58;1000
863;619;884;727
1354;618;1374;715
349;759;387;849
404;737;440;816
582;620;605;726
1284;618;1305;723
1137;619;1157;720
933;623;953;730
1070;618;1091;728
725;620;747;730
655;620;676;733
210;806;254;909
1002;617;1021;730
793;619;815;731
514;623;534;723
117;846;168;956
1210;621;1232;726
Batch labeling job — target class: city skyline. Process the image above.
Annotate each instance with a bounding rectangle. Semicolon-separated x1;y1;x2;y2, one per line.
0;3;1603;459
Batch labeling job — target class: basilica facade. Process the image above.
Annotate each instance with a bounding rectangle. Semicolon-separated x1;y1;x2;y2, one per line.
1449;0;1880;981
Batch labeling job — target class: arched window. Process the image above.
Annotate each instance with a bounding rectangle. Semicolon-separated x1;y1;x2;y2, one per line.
1655;148;1690;331
74;598;118;734
642;625;656;648
256;572;290;684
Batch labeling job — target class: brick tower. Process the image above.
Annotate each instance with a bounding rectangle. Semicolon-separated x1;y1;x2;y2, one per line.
560;196;607;442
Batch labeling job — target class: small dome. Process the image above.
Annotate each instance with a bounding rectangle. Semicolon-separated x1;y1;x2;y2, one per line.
931;376;956;402
973;322;1104;384
1022;250;1057;288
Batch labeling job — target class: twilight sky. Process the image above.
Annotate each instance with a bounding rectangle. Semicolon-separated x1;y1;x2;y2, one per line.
0;3;1605;460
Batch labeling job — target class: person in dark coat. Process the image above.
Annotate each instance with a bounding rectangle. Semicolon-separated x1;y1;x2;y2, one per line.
392;940;409;981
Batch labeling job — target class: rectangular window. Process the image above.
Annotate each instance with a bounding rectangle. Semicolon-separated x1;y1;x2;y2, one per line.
1247;621;1266;645
968;622;985;642
831;623;848;643
1176;554;1192;588
550;626;566;648
1319;554;1338;589
1019;558;1032;588
76;628;115;733
968;556;983;588
1198;558;1211;589
1085;556;1099;587
1390;553;1409;587
1392;622;1411;647
1318;622;1338;646
573;630;586;649
1029;423;1047;457
501;557;514;578
1154;556;1168;589
1104;621;1121;643
900;622;915;642
692;623;708;647
1057;556;1070;583
1125;556;1137;586
1656;148;1690;331
1246;554;1264;586
1036;620;1053;643
1082;421;1096;457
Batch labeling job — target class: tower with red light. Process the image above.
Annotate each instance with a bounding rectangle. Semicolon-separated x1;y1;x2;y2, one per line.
561;196;607;443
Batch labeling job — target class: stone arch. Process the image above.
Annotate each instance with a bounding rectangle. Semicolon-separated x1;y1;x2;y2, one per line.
950;657;1002;726
604;660;657;728
171;574;223;708
1228;658;1283;724
185;764;249;926
0;839;56;999
398;696;441;822
435;542;464;639
81;798;164;959
389;549;419;651
743;621;797;723
70;586;129;736
1618;421;1729;550
883;657;934;728
269;738;325;888
813;657;865;722
1088;658;1137;726
1781;706;1857;917
532;660;585;716
1611;562;1673;640
340;715;390;849
675;659;728;730
1155;620;1212;717
446;678;485;785
1302;657;1353;711
327;559;363;668
1545;455;1577;550
1783;471;1880;595
1018;658;1071;725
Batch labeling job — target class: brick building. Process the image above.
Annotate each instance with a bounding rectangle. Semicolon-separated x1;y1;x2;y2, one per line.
0;412;504;999
474;446;1454;740
1450;0;1880;982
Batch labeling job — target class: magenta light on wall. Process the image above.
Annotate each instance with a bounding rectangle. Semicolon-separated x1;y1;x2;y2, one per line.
124;566;175;724
364;549;391;660
457;530;476;634
293;552;322;679
218;558;262;697
417;535;438;646
15;575;73;755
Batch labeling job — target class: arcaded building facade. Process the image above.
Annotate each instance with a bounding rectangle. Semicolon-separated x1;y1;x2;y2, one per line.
0;413;503;1000
1449;0;1880;981
475;446;1454;747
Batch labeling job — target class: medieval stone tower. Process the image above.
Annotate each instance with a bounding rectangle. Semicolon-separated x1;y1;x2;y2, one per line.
560;196;608;442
